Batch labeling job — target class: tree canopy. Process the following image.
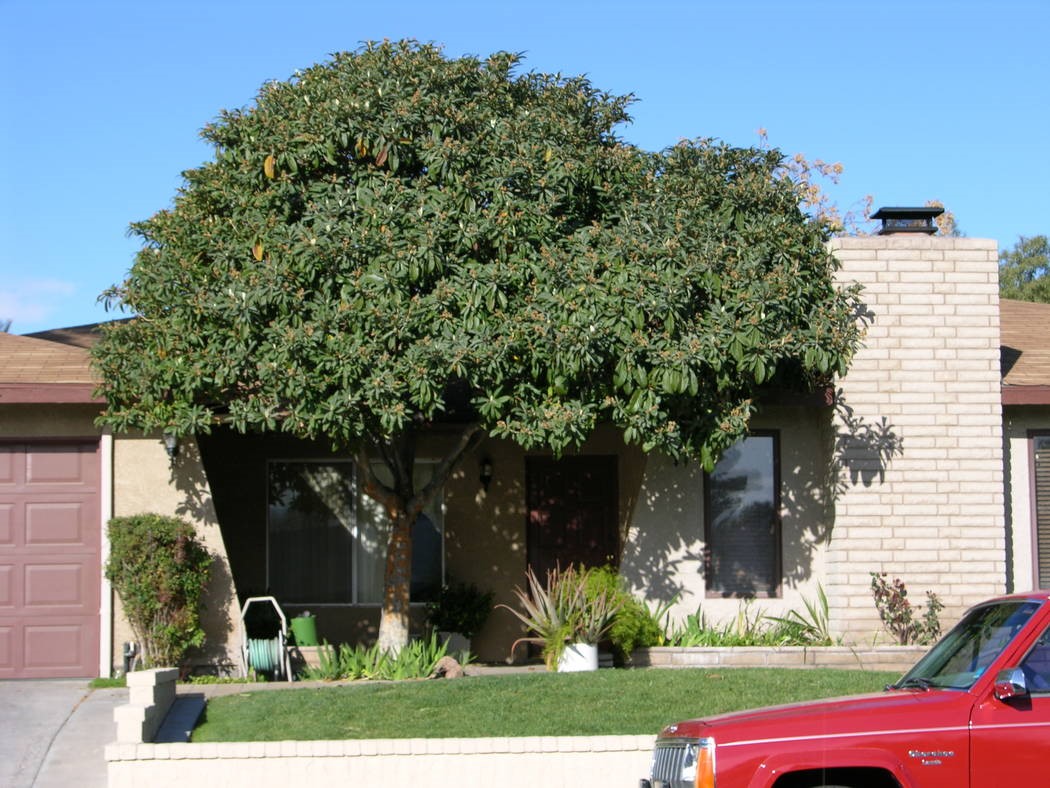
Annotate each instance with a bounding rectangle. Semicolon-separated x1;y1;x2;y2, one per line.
93;40;862;650
1000;235;1050;303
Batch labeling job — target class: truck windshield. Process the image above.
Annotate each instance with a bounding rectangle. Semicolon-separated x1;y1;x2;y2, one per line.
892;600;1043;690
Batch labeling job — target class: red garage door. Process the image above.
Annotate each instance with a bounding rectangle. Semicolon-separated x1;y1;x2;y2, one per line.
0;441;101;678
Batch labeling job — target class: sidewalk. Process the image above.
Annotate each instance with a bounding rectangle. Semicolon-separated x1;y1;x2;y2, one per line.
0;661;549;788
0;680;125;788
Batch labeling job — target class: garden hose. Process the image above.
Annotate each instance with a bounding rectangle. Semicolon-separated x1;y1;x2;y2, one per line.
248;637;281;675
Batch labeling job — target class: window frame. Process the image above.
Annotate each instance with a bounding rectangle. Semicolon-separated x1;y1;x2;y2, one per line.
703;430;783;599
1029;431;1050;590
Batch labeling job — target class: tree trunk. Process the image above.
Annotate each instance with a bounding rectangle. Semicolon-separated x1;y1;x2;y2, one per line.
377;506;413;654
367;424;485;654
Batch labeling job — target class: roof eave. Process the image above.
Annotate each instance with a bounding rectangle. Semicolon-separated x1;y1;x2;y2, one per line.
0;383;104;404
1002;386;1050;406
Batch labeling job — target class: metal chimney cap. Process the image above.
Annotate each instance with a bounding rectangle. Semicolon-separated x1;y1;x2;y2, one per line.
871;206;944;235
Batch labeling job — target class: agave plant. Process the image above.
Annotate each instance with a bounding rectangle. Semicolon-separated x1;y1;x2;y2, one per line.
499;565;621;670
767;584;837;646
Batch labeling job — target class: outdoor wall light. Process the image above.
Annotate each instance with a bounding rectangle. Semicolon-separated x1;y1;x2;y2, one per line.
479;457;494;492
163;433;179;460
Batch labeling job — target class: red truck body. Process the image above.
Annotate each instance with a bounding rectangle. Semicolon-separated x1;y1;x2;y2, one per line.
642;591;1050;788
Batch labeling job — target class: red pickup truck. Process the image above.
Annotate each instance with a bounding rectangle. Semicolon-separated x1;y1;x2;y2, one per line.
641;591;1050;788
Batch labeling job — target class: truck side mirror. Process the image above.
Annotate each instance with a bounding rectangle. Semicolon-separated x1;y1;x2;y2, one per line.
994;667;1030;701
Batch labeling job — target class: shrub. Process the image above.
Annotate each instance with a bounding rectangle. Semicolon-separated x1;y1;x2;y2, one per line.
870;572;943;645
582;566;665;663
425;581;494;639
105;513;211;668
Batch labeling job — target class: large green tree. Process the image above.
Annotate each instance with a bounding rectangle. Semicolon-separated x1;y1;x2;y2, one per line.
1000;235;1050;303
94;41;862;652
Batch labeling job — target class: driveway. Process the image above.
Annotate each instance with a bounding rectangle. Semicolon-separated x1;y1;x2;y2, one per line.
0;680;125;788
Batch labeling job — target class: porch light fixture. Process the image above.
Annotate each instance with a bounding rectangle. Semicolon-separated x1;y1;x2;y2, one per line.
479;457;494;492
871;205;944;235
163;433;179;460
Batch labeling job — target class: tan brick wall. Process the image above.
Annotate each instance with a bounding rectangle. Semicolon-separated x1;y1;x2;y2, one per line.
829;236;1005;642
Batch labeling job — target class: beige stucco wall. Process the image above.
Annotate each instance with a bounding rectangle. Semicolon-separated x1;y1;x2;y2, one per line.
113;434;241;673
1004;406;1050;593
829;236;1005;641
620;405;834;627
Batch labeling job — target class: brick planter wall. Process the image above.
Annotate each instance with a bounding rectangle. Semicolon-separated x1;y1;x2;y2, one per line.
632;645;926;673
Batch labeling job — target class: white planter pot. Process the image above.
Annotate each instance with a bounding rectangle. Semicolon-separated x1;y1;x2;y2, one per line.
558;642;599;672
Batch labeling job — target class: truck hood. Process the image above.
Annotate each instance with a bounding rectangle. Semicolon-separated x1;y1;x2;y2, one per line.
659;689;975;744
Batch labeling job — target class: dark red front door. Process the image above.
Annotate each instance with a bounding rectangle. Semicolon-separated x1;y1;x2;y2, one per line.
526;456;618;580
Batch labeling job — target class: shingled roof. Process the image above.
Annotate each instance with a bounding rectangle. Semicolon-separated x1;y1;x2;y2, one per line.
3;301;1048;406
25;321;108;350
0;331;100;403
1000;298;1050;405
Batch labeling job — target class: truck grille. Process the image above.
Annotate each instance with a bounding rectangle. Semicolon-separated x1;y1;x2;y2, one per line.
650;737;713;787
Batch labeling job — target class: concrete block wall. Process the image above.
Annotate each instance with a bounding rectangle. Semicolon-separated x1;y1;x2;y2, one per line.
115;668;179;743
107;735;656;788
829;236;1005;640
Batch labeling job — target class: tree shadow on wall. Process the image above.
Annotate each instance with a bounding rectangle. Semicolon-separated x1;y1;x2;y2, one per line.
830;391;904;491
622;391;903;606
169;439;238;673
778;391;904;589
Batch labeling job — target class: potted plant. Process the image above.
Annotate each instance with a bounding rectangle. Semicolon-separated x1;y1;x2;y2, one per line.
500;565;620;671
425;581;494;655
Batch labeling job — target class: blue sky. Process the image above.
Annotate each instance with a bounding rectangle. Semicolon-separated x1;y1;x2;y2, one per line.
2;0;1047;334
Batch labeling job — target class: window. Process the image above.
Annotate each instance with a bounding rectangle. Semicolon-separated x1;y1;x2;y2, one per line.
704;432;781;598
267;461;356;604
1021;625;1050;694
266;460;443;605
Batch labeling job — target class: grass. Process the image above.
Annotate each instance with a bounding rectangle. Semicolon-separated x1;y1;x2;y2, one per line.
191;667;899;742
90;676;127;689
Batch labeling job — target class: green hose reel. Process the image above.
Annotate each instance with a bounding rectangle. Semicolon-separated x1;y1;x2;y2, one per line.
247;637;281;674
240;596;292;680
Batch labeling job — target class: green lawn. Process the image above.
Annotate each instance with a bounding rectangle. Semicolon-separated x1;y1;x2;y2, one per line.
191;667;899;742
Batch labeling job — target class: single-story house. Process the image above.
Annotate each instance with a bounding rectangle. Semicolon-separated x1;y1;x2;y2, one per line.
3;225;1049;677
